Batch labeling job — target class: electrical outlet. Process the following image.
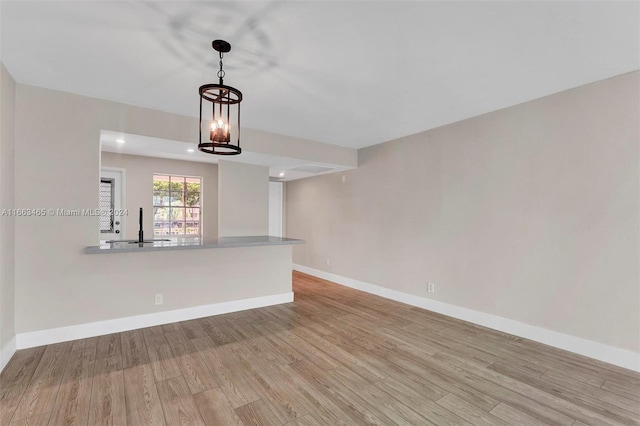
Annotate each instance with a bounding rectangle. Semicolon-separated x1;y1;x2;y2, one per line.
155;293;164;305
342;175;346;183
427;283;435;293
325;258;331;266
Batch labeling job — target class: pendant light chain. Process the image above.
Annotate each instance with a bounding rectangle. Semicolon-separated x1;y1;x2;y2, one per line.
217;52;225;81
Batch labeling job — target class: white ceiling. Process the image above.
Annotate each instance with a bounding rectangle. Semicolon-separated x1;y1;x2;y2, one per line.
2;1;638;149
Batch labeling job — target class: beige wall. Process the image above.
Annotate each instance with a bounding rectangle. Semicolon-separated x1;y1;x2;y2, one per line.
0;62;16;351
287;71;640;353
218;161;269;237
12;85;296;334
101;152;218;241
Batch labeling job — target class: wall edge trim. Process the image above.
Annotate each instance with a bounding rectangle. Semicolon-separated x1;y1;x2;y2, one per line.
16;292;294;349
0;335;17;373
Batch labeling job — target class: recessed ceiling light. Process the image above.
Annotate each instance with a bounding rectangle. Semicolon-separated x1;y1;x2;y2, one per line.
279;172;285;177
187;148;195;153
116;138;126;144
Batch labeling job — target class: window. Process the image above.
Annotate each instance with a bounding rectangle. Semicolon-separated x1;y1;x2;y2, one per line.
99;178;115;233
153;175;202;236
100;168;124;239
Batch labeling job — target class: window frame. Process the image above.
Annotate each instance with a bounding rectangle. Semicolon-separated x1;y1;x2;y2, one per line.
99;177;115;234
152;174;203;238
100;167;126;241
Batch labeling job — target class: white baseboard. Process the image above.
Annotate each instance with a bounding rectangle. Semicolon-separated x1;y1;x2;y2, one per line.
293;264;640;373
16;292;294;350
0;335;17;373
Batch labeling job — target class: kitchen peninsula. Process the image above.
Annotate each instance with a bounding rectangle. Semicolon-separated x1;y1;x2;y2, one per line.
85;235;304;254
17;236;303;348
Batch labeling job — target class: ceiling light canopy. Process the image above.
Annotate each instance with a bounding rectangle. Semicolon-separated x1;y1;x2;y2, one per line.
198;39;242;155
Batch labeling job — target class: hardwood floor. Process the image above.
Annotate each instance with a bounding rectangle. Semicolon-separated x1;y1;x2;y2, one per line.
1;271;639;425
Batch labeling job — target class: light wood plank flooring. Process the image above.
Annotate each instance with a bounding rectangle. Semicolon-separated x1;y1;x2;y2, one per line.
1;271;639;425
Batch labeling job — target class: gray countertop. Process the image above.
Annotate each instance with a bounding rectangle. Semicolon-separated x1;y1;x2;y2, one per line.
85;236;305;254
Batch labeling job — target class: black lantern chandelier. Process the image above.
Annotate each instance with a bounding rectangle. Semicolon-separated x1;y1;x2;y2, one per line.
198;40;243;155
